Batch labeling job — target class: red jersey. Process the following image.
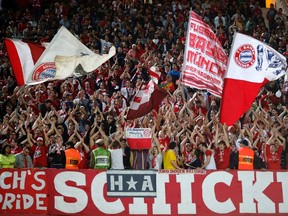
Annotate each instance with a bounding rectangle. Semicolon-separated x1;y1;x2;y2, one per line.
214;147;231;169
266;144;283;170
31;145;48;167
77;147;89;169
158;136;170;152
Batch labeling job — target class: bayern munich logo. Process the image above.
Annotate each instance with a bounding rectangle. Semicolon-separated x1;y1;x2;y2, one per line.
32;62;56;81
143;129;151;137
234;44;256;68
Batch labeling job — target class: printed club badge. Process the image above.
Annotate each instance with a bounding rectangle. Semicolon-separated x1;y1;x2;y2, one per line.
32;62;56;81
234;44;255;68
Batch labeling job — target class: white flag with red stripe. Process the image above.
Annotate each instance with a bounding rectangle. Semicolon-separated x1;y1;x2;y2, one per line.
182;10;227;97
220;32;287;126
149;66;161;84
126;80;168;120
4;39;45;86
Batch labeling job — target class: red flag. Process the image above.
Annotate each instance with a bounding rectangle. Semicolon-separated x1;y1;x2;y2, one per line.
182;10;227;97
126;80;168;120
149;66;161;84
220;33;287;126
4;39;45;86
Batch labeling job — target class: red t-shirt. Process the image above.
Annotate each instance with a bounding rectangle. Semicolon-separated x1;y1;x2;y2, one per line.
77;147;89;169
159;136;170;152
31;145;48;167
266;144;283;170
214;147;230;169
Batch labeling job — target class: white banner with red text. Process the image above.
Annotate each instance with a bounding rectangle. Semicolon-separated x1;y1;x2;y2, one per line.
0;169;288;215
182;11;228;98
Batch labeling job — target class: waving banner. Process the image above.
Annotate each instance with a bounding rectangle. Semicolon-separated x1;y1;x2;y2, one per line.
182;10;228;97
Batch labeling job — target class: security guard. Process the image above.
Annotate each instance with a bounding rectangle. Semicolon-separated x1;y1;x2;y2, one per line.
90;139;111;169
65;141;81;169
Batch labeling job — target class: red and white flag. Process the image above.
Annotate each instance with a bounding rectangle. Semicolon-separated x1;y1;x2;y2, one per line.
182;10;227;97
125;128;152;149
220;32;288;126
126;80;168;120
4;39;45;86
149;66;161;84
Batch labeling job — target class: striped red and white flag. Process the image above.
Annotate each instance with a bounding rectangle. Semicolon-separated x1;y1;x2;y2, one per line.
126;80;168;120
182;11;228;97
149;66;161;84
4;39;45;86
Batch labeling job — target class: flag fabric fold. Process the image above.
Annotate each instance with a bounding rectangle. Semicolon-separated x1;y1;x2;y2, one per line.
182;10;227;97
149;66;161;84
126;80;168;120
4;39;45;86
54;46;116;79
220;32;288;126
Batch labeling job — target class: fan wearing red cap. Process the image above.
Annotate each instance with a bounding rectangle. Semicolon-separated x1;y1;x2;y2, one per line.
27;129;48;168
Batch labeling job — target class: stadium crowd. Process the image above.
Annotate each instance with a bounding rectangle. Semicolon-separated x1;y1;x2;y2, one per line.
0;0;288;171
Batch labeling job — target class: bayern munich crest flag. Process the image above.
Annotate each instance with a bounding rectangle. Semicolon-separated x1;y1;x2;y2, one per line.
126;80;168;120
220;32;288;126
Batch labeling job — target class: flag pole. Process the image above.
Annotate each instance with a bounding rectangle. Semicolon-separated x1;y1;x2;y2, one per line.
180;9;192;102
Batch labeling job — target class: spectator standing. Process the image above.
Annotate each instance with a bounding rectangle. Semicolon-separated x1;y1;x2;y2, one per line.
148;133;162;170
14;146;34;168
198;143;217;170
163;141;181;170
120;138;131;170
48;134;66;168
27;131;48;168
264;130;285;170
184;147;202;169
229;143;238;169
266;3;277;31
108;140;124;170
0;144;16;168
214;124;231;170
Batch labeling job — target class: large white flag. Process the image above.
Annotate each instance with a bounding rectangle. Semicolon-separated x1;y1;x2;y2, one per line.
24;26;96;85
220;32;287;126
182;10;228;97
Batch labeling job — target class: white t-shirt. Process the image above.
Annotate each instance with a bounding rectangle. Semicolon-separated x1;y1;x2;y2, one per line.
204;149;217;170
109;148;124;169
148;153;162;170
